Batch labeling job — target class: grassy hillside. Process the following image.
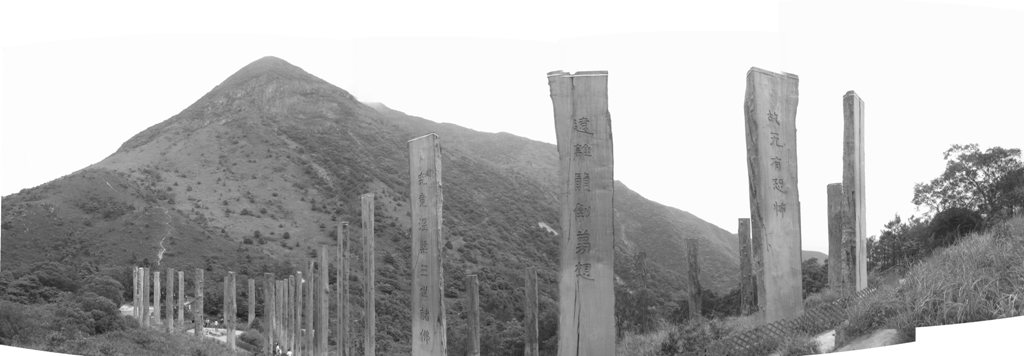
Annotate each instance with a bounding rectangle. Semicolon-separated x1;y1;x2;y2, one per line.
839;215;1024;340
3;56;746;354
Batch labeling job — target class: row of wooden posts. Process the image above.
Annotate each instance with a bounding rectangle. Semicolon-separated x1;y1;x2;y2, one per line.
128;68;869;355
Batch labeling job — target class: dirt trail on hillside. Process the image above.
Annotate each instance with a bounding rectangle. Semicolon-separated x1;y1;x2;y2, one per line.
156;207;173;265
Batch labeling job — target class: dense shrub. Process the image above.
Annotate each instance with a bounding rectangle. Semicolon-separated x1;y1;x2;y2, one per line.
82;275;125;306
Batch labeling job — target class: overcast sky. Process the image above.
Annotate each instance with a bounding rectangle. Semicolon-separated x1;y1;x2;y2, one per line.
2;0;1023;257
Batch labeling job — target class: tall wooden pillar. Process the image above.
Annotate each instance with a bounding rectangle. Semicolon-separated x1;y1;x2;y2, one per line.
178;271;185;327
248;278;256;329
827;183;846;292
133;267;140;319
318;245;329;356
338;222;350;356
744;67;804;323
523;269;539;356
194;268;204;338
408;136;447;356
226;272;237;351
294;271;303;356
154;271;161;326
548;70;616;355
306;260;315;356
686;239;702;318
264;272;276;351
142;267;150;327
362;193;378;356
166;268;175;331
466;275;480;356
843;91;867;292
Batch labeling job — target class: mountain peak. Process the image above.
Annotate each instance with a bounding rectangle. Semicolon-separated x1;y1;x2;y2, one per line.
217;56;317;89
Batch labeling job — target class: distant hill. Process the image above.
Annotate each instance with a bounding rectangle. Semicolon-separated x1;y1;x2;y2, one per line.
803;250;828;263
2;56;747;353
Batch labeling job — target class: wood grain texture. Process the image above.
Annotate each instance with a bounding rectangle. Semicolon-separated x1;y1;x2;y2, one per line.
362;193;379;356
338;222;349;356
194;269;204;338
154;271;161;326
226;272;237;351
548;70;615;355
142;267;149;327
842;91;867;292
177;271;184;327
827;183;846;292
408;135;447;356
744;67;803;323
523;269;539;356
167;268;175;331
466;275;480;356
248;278;255;329
319;246;329;355
264;272;275;350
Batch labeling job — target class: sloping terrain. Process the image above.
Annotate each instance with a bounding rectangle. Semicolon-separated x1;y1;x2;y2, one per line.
2;56;746;353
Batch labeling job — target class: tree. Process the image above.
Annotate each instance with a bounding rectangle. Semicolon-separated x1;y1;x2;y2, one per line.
913;144;1023;219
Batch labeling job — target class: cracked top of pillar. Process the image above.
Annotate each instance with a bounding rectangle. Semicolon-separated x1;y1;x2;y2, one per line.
546;70;608;77
748;66;798;80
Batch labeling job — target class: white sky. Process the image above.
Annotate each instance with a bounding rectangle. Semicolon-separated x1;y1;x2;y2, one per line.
2;0;1023;258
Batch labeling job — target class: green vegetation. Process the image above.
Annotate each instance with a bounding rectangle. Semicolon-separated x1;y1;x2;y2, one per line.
840;215;1024;341
0;262;245;355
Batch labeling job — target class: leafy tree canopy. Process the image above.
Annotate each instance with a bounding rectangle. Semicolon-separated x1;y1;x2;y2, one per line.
913;144;1023;219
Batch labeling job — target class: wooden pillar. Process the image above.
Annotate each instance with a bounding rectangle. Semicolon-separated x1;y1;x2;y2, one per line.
843;91;867;291
744;67;803;323
338;221;349;356
827;183;846;292
465;275;480;356
408;136;448;356
288;275;295;354
361;193;377;356
166;268;175;332
279;280;286;352
548;70;616;355
248;278;256;329
154;271;161;326
178;271;185;327
306;260;315;356
264;273;276;352
318;246;329;356
226;272;237;351
133;267;140;319
738;218;755;316
523;269;539;356
194;268;204;338
686;239;702;318
142;267;150;327
295;271;304;356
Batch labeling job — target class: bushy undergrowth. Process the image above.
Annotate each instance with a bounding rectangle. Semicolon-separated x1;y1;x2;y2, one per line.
841;216;1024;340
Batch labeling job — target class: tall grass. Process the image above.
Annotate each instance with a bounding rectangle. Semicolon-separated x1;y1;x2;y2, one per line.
841;216;1024;340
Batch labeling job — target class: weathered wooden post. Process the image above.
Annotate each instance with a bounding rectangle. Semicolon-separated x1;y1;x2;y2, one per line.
362;193;378;356
264;272;276;351
744;67;804;323
548;70;616;354
142;267;150;327
738;218;755;316
279;280;286;351
226;272;237;351
133;267;140;319
465;275;480;356
154;271;161;326
166;268;175;331
408;136;447;356
843;91;868;292
827;183;845;292
306;260;315;355
686;239;702;318
318;245;329;356
289;275;296;354
523;269;539;356
248;278;256;329
194;268;204;338
178;270;185;327
294;271;303;356
338;222;349;356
